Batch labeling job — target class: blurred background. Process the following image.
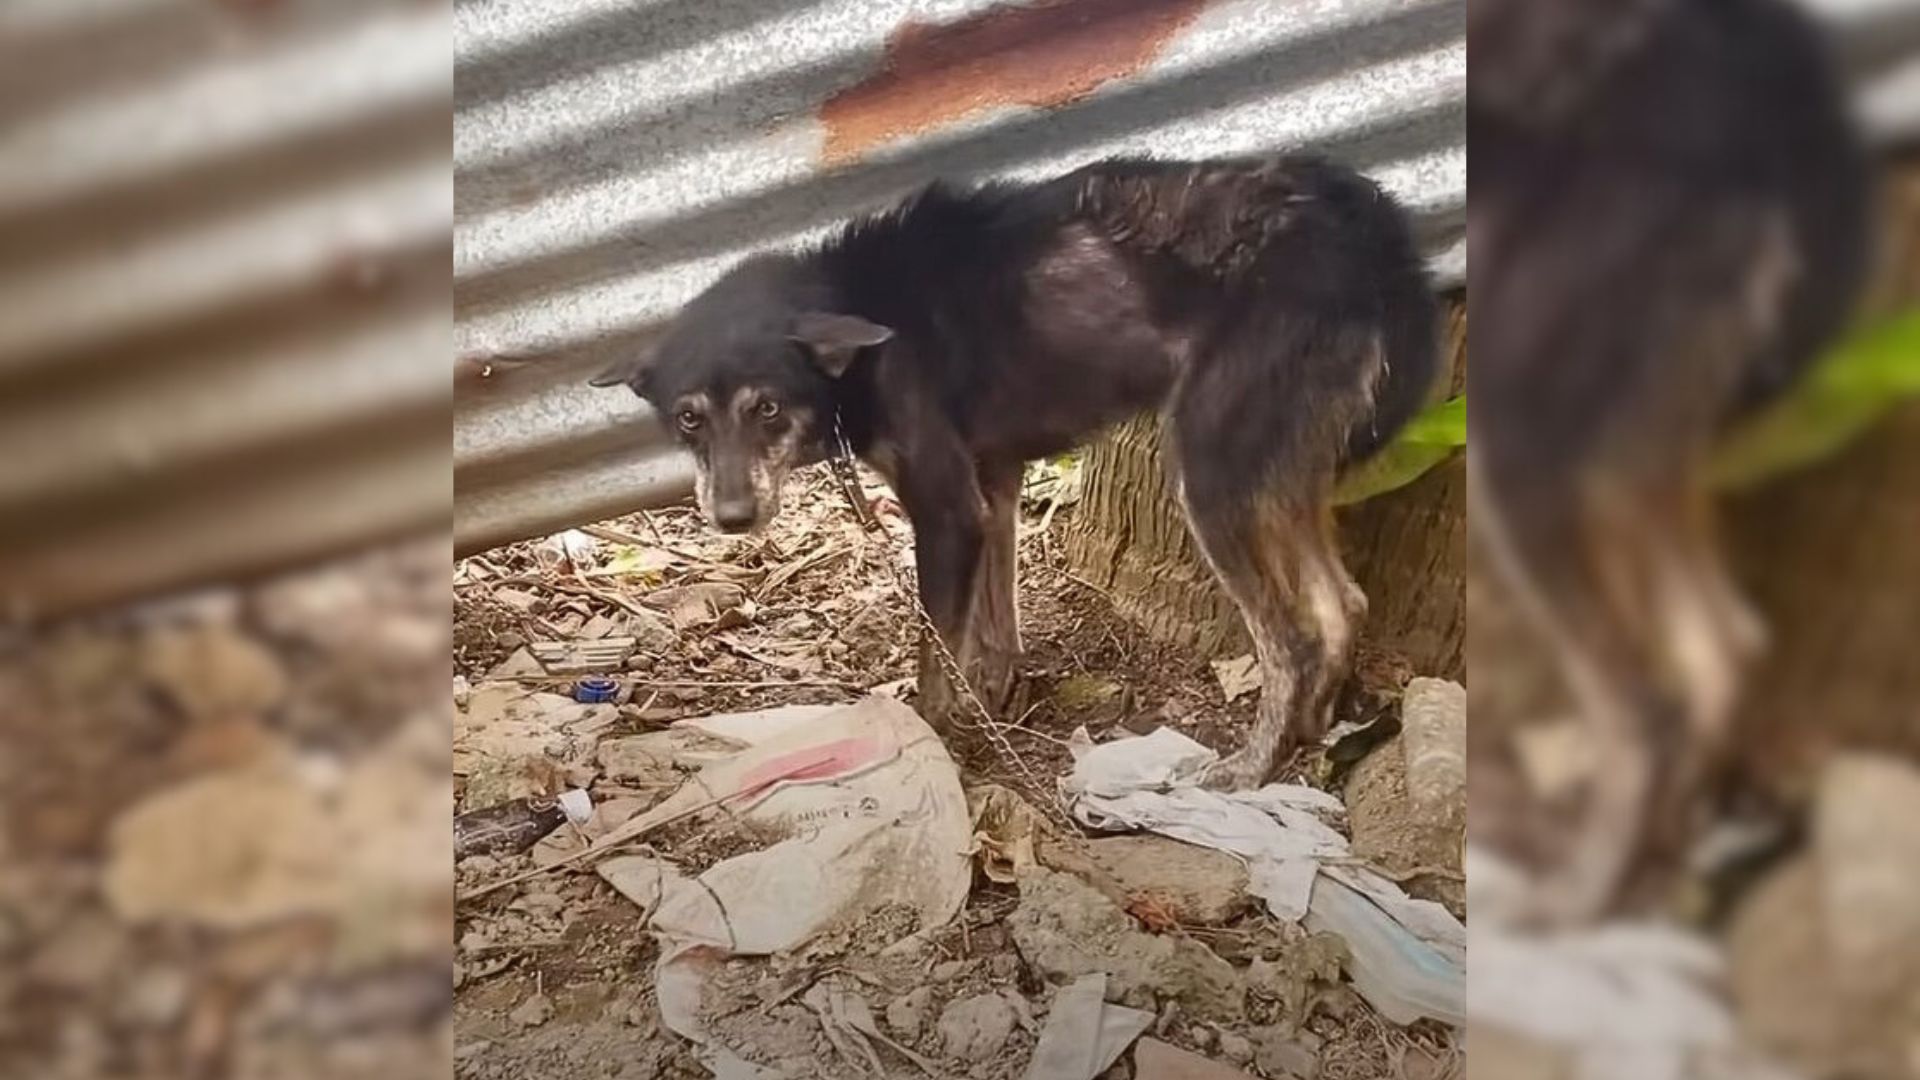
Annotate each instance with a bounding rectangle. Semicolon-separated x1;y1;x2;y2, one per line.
1467;1;1920;1078
0;1;451;1078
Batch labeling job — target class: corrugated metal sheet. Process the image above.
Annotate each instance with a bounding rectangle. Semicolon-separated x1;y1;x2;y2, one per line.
452;0;1920;558
453;0;1470;556
0;0;451;621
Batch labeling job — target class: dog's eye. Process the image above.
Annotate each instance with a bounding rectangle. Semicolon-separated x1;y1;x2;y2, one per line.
756;400;780;421
676;410;703;433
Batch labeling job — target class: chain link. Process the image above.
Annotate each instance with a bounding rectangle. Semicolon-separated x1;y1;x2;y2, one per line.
829;416;1047;793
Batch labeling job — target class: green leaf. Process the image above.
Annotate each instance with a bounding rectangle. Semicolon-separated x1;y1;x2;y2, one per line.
1711;309;1920;489
599;545;672;579
1332;394;1467;506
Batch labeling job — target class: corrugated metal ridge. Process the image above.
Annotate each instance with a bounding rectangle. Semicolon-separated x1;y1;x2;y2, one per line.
0;0;451;621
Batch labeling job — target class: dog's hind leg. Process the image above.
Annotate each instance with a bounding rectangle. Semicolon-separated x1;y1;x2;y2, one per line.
1183;487;1356;791
966;459;1025;713
1164;410;1352;789
1467;447;1754;922
1161;313;1390;790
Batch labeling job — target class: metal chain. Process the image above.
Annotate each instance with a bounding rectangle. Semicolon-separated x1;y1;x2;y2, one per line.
829;416;1046;792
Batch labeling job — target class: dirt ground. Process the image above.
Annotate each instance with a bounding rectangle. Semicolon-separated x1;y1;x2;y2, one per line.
451;466;1462;1080
0;540;453;1080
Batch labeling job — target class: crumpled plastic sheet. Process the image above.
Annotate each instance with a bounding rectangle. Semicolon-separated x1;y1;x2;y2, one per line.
1061;726;1465;1026
591;697;973;1079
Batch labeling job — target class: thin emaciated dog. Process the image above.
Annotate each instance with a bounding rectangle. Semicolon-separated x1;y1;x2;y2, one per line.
594;155;1440;788
1470;0;1869;921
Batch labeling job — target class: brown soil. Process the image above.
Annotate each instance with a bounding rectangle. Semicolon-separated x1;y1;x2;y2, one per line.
451;467;1460;1080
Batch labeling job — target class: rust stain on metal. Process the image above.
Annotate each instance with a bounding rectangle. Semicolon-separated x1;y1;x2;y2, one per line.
820;0;1212;164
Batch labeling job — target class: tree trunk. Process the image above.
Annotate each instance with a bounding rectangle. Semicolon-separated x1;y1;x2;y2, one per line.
1063;302;1469;680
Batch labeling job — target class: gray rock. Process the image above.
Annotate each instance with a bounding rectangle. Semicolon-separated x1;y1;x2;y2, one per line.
1255;1032;1320;1079
1084;835;1250;925
1216;1030;1253;1066
886;987;934;1042
936;993;1015;1062
510;991;552;1028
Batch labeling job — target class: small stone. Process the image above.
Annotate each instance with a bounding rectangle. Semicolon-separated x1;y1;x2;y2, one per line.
932;959;971;982
937;993;1015;1062
1085;835;1250;924
494;589;541;613
139;624;287;721
1255;1032;1320;1079
510;991;552;1028
627;607;674;649
1216;1031;1254;1066
886;987;933;1042
988;952;1018;980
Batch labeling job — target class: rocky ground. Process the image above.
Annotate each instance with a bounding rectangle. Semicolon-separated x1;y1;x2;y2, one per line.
450;466;1464;1080
0;539;453;1080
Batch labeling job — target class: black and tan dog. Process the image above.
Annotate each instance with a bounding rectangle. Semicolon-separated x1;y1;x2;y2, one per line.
593;155;1439;789
1470;0;1869;920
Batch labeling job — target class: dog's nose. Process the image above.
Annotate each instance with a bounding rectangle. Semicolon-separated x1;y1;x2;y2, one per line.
712;499;757;533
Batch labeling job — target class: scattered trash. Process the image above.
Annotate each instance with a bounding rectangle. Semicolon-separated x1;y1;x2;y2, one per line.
583;697;971;1077
1472;754;1920;1080
452;481;1466;1078
555;788;593;825
1468;844;1797;1080
487;645;548;679
454;797;566;859
1320;709;1402;780
1301;875;1457;1027
532;638;637;676
1020;974;1154;1080
1063;726;1464;1027
572;676;620;702
454;682;619;809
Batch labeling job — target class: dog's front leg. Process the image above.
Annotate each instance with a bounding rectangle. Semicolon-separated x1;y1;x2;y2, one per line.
895;433;987;735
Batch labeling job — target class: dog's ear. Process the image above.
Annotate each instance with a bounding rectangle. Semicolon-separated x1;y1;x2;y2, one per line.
789;312;894;378
587;345;657;390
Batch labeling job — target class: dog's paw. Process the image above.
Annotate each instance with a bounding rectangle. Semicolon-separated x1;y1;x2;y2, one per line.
1200;750;1270;792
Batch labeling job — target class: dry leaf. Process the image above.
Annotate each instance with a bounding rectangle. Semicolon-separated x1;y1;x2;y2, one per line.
1211;654;1261;704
